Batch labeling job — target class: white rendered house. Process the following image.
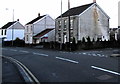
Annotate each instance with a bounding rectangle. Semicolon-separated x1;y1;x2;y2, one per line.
0;20;25;41
25;14;55;44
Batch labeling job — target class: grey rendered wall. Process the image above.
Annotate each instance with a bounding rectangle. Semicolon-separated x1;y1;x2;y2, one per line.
79;4;109;41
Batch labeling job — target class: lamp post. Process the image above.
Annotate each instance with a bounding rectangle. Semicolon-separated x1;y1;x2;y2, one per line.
6;8;14;46
12;9;14;46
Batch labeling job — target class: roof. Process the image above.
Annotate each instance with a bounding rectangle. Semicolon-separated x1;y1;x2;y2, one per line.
26;15;46;25
34;28;54;38
1;21;16;29
57;3;94;18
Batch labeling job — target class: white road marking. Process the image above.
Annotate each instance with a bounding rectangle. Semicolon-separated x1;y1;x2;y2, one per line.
91;66;120;76
33;52;48;57
83;53;87;55
10;49;17;52
97;54;101;56
19;50;29;53
88;54;92;56
56;57;79;64
93;54;97;56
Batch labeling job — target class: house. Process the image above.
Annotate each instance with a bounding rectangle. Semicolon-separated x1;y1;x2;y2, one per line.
55;2;110;43
117;27;120;40
109;28;118;41
109;27;120;41
0;20;25;41
25;13;55;44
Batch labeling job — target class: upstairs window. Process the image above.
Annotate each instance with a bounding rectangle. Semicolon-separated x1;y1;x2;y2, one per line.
1;30;3;35
26;26;29;32
58;21;61;28
5;30;7;35
70;19;73;29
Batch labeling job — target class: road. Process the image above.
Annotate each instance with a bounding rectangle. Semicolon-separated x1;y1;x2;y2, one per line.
2;47;120;83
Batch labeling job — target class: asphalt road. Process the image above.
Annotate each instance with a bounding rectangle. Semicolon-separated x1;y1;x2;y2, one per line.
2;47;120;83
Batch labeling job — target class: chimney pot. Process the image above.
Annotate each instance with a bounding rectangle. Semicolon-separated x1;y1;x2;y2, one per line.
93;0;96;3
17;19;19;21
38;13;40;17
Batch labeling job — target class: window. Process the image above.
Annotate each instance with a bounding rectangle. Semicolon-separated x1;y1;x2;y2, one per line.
58;21;61;28
64;20;67;28
70;19;73;29
27;26;29;32
1;30;3;35
5;30;7;35
31;26;32;31
59;38;61;41
58;32;61;37
26;35;29;41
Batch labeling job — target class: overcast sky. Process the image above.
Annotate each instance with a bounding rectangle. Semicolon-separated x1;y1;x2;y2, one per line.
0;0;119;28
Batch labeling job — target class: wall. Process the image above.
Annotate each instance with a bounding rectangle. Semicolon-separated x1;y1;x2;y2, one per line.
4;29;24;41
47;29;55;42
33;15;55;36
79;4;109;41
25;15;55;44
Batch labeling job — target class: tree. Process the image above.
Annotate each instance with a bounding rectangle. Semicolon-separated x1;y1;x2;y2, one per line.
82;37;85;43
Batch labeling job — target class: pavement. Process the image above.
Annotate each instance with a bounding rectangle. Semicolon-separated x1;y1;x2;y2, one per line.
1;47;120;83
2;58;24;83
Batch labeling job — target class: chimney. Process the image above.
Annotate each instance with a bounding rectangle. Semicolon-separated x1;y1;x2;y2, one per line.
38;13;40;17
93;0;96;3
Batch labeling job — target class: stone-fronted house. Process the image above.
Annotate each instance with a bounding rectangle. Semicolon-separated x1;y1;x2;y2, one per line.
55;2;110;43
0;20;25;41
25;14;55;44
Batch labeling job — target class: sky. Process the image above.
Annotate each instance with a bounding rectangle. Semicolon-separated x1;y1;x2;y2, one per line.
0;0;119;28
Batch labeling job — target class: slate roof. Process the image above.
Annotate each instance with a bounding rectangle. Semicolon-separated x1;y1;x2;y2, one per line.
1;21;16;29
34;28;54;38
57;3;94;18
26;15;46;25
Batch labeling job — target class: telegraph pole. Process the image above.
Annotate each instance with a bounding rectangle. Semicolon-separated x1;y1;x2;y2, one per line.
60;0;63;50
68;0;71;51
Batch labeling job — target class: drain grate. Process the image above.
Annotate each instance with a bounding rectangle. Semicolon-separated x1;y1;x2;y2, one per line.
96;75;113;80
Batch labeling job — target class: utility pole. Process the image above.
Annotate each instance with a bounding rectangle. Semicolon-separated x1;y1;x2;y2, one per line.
60;0;63;50
68;0;71;51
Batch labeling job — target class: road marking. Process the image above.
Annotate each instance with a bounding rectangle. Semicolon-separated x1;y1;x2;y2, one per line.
91;66;120;76
83;53;87;55
88;54;92;56
97;54;101;56
93;54;97;56
33;52;48;57
56;57;79;64
19;50;29;53
10;49;17;52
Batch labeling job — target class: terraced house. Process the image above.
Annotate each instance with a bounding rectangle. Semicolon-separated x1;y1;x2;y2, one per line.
25;13;55;44
55;2;110;43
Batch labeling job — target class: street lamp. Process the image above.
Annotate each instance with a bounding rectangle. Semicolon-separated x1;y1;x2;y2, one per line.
6;8;14;46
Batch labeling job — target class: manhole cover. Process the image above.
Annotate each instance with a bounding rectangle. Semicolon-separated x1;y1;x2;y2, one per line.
96;75;113;80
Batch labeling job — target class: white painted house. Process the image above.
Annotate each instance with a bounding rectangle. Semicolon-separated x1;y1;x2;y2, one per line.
55;2;110;43
0;20;25;41
25;14;55;44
